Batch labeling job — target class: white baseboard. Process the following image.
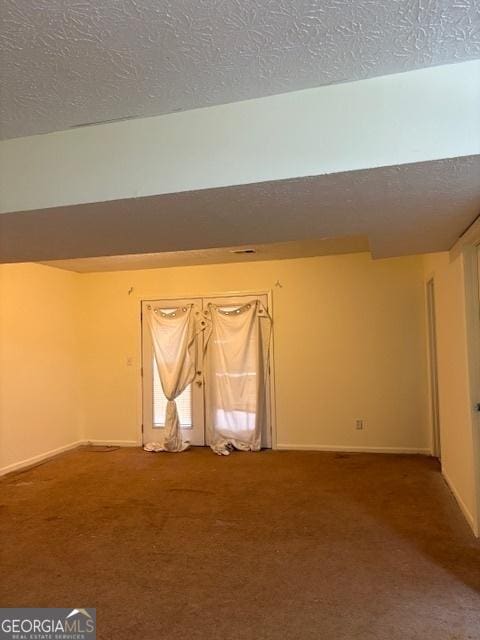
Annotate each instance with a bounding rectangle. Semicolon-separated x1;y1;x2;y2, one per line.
0;440;84;477
275;443;432;455
83;439;140;448
442;470;478;536
0;439;141;477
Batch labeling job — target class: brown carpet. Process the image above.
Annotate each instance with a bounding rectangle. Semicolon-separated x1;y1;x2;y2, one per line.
1;447;479;639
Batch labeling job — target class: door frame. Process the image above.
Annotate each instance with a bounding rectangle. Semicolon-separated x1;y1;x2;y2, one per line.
425;277;441;458
139;289;277;450
461;243;480;536
447;218;480;537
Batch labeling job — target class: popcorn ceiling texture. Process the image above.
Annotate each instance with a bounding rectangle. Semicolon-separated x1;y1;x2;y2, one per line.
1;0;479;139
2;155;479;262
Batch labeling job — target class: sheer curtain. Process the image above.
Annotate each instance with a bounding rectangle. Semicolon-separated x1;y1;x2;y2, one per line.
204;300;271;455
144;304;197;452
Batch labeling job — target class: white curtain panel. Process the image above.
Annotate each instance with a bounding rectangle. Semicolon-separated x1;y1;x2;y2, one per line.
204;300;271;455
144;304;197;452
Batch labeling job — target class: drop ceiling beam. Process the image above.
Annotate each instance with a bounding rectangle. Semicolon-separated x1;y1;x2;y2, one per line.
1;60;479;216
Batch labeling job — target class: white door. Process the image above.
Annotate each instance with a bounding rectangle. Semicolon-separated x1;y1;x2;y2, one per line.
141;298;205;446
202;294;272;449
142;293;272;448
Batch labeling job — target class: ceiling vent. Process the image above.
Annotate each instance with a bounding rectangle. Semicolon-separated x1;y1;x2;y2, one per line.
231;248;256;255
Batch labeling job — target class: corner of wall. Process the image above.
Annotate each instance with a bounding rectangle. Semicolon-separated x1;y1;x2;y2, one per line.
420;250;479;536
0;263;84;475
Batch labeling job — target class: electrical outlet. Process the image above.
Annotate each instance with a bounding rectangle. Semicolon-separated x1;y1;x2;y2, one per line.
126;356;133;367
355;419;365;430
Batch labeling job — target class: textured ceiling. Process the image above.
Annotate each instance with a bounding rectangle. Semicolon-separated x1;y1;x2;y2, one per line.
43;236;370;272
1;0;479;139
1;156;479;263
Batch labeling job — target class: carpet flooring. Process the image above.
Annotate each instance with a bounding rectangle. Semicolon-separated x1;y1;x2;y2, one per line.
1;447;479;639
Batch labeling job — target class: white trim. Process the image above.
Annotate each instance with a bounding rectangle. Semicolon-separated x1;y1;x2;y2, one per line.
276;444;431;454
138;299;145;447
0;440;141;477
266;289;278;450
442;470;477;536
84;439;140;448
425;277;441;458
0;440;84;477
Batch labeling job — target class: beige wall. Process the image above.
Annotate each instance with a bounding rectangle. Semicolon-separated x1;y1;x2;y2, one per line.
424;252;479;534
0;263;80;473
0;252;432;475
78;252;430;452
2;251;477;534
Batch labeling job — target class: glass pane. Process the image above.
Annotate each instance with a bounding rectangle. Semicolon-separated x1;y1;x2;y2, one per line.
153;359;193;428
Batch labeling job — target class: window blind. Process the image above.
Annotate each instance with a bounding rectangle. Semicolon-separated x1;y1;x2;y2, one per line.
153;360;193;428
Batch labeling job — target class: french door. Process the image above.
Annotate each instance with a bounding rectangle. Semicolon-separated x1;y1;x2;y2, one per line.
141;293;271;448
142;298;205;445
203;294;271;449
